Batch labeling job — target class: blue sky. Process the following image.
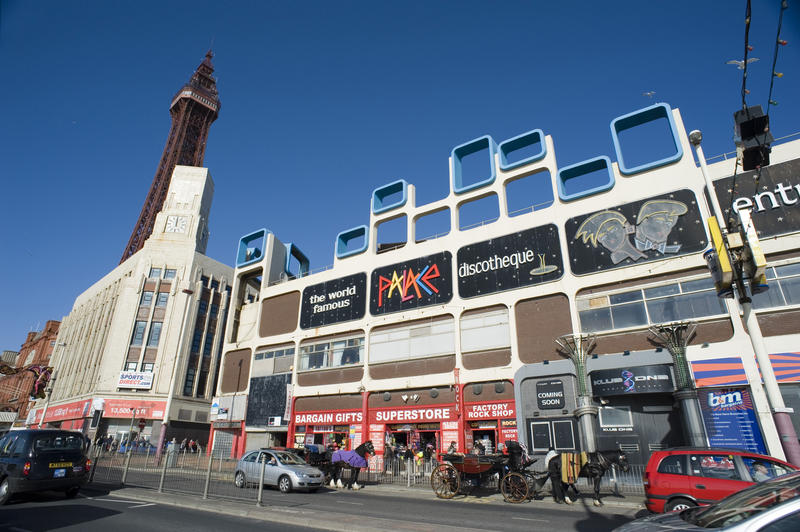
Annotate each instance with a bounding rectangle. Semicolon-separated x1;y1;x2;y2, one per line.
1;1;798;349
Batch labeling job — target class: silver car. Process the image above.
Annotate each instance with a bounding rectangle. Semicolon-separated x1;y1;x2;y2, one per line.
615;471;800;531
234;449;324;493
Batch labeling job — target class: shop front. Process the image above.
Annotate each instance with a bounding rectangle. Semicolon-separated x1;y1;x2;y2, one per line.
29;398;92;430
370;405;457;456
98;398;166;444
590;363;682;466
293;409;363;450
463;399;516;453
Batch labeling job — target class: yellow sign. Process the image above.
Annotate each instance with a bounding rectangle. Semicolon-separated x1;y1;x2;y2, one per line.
49;462;72;468
707;216;733;286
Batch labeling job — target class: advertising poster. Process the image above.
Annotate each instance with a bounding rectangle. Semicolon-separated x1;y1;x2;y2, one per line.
370;252;452;316
300;272;367;329
699;387;767;454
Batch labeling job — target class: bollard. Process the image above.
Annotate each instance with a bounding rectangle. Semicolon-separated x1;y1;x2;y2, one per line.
203;454;214;500
611;465;620;496
158;448;169;493
89;445;101;483
257;454;266;507
121;448;133;485
407;458;411;487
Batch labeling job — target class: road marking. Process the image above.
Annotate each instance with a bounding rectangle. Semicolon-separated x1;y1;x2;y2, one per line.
129;503;156;508
89;497;150;504
338;501;364;505
511;517;549;522
8;527;33;532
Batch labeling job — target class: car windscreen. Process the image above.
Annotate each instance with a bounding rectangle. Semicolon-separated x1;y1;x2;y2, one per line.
685;472;800;528
33;433;85;453
275;451;305;465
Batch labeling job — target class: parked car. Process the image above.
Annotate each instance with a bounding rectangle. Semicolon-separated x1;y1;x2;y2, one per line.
234;448;324;493
0;429;92;505
615;470;800;531
643;447;797;513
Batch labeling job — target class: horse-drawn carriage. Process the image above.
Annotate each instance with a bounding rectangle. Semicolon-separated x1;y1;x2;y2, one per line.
302;441;375;490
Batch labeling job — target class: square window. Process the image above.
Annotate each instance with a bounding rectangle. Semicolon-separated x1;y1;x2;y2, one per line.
149;267;162;279
164;269;176;279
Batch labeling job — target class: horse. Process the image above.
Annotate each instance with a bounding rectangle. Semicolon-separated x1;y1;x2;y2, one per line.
552;450;629;506
329;440;375;490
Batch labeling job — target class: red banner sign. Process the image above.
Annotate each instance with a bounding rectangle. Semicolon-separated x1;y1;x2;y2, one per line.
102;399;166;419
293;410;363;425
369;405;456;423
44;399;91;423
464;401;516;420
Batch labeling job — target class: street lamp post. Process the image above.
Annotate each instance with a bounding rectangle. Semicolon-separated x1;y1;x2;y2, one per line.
691;130;800;465
556;333;598;453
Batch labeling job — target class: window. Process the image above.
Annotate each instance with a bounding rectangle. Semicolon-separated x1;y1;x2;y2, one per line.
460;307;510;353
210;279;219;290
141;362;154;372
196;371;208;397
191;329;203;353
140;291;154;307
254;346;294;361
156;293;169;307
203;333;214;356
657;455;686;475
741;456;793;481
125;361;138;371
598;406;633;428
131;321;147;346
164;269;176;279
752;262;800;309
149;267;162;278
578;276;727;333
299;336;363;370
369;316;454;364
147;322;162;347
690;454;741;480
183;368;196;396
198;300;208;315
201;275;210;287
242;451;257;463
210;304;219;319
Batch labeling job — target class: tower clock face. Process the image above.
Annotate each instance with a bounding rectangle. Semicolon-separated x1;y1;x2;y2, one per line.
165;215;188;233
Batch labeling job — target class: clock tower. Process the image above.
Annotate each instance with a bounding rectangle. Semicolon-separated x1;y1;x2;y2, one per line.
120;51;220;263
152;165;214;253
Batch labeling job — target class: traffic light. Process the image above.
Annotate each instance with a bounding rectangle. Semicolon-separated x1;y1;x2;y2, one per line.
705;216;733;298
734;105;773;171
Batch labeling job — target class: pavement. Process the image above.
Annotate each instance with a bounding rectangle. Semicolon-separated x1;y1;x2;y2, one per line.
86;480;646;532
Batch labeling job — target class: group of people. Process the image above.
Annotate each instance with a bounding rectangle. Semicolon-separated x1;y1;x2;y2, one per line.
179;438;199;453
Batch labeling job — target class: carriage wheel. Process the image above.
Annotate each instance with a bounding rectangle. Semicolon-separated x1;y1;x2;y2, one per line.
501;472;529;503
431;463;460;499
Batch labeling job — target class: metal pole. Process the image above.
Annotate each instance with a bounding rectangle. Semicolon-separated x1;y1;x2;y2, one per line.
691;131;800;465
158;447;169;493
121;448;133;485
89;445;101;483
257;454;266;507
202;454;214;500
556;333;598;453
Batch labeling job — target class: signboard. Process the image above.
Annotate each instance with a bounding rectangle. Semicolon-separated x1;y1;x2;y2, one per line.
710;158;800;238
699;387;767;454
536;380;565;409
457;224;562;298
370;252;452;316
566;189;706;275
369;405;456;423
590;364;674;396
102;399;166;419
117;371;154;390
43;399;92;423
293;410;362;425
464;401;516;420
300;272;367;329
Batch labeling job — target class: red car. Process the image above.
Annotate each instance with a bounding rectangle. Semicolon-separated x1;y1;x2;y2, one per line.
642;447;797;513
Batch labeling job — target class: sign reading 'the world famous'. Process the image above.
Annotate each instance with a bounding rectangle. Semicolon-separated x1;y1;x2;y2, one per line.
566;189;706;275
457;224;563;298
370;251;452;316
709;157;800;238
300;273;367;329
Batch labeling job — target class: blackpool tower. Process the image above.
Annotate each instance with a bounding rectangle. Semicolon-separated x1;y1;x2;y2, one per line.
120;51;220;263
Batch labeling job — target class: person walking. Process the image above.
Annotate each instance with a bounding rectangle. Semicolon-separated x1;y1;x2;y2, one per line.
545;447;566;504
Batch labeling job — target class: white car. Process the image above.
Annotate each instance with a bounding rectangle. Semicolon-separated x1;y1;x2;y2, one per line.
234;449;324;493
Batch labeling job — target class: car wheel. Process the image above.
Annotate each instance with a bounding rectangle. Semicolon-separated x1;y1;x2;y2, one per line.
234;471;246;488
65;486;80;499
664;497;695;513
0;477;12;505
278;475;292;494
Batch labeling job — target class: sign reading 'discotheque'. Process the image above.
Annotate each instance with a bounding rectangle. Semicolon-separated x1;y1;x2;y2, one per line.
370;252;452;316
457;224;562;298
300;272;367;329
566;189;706;275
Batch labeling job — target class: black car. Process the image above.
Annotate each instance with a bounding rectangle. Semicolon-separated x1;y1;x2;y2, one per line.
0;429;92;505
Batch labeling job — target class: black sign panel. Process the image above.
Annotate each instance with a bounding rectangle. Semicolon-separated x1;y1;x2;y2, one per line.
300;273;366;329
709;158;800;238
529;421;552;450
590;364;674;396
566;189;706;275
457;224;563;298
536;379;565;410
370;252;452;316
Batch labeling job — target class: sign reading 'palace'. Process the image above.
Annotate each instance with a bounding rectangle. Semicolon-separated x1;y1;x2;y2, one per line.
457;224;562;298
370;252;452;316
300;273;367;329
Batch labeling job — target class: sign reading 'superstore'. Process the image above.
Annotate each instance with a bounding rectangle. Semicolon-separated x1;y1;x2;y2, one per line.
457;224;562;298
300;273;367;329
370;252;452;315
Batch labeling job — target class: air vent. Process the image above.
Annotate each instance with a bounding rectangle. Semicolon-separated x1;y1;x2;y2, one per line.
195;411;208;422
619;444;640;453
178;409;192;420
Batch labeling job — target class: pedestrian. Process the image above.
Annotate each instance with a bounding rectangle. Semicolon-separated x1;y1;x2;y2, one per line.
180;438;187;451
545;447;566;504
189;439;196;453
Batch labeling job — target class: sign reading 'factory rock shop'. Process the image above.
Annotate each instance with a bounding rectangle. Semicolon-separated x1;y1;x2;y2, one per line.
370;251;452;316
300;272;367;329
566;189;706;275
457;224;563;298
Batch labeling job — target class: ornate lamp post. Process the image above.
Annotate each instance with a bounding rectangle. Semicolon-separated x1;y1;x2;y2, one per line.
648;321;707;447
555;333;598;452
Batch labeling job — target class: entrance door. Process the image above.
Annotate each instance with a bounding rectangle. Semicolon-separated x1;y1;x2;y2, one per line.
527;418;579;452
